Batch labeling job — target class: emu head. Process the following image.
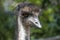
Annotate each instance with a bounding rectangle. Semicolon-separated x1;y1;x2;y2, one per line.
17;2;42;28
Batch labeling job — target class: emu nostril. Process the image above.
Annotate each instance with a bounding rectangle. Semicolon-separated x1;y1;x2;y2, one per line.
35;22;38;24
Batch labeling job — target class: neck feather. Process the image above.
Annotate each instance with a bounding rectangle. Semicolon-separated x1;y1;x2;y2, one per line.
18;16;26;40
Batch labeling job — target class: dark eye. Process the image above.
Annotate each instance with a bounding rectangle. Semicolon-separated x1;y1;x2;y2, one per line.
22;12;29;18
21;12;33;18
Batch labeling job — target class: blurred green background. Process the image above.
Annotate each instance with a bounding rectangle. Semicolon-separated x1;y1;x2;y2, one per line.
0;0;60;40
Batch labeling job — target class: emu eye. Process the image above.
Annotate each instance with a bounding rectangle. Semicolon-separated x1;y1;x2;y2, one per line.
21;12;32;18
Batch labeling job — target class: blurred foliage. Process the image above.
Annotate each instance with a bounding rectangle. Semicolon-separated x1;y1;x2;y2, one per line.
0;0;60;40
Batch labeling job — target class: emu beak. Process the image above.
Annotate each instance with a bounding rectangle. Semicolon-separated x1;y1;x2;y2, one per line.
28;17;42;28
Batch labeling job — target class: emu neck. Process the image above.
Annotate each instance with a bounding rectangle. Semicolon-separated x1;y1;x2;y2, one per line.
16;15;30;40
18;16;26;40
25;25;30;40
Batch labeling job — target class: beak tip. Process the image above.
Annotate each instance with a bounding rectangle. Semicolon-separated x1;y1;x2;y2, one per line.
39;25;42;28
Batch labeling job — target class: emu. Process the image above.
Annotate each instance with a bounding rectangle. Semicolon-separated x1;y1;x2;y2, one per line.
15;2;42;40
